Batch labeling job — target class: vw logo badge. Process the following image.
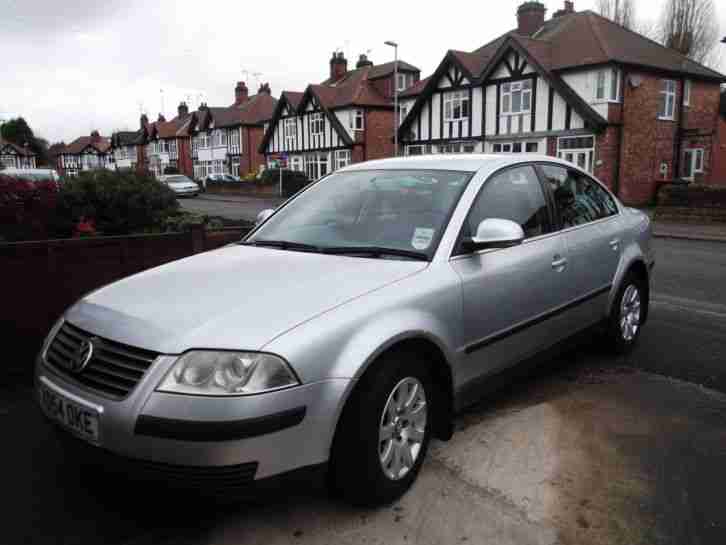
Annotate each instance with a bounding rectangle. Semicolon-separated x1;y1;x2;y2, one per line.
71;338;96;373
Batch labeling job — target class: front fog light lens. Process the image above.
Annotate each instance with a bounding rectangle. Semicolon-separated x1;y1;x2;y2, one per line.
158;351;299;396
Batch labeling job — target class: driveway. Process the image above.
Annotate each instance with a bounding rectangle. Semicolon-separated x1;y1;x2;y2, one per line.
9;237;726;545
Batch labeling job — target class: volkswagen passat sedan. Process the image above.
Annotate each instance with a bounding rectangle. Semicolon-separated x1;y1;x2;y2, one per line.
36;155;653;505
161;174;199;197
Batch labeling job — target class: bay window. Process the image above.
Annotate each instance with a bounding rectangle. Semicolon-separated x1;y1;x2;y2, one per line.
683;79;692;106
595;68;620;102
501;80;532;115
349;109;364;131
444;90;470;122
335;149;351;170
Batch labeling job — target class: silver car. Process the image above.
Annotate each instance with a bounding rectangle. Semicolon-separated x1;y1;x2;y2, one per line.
161;174;199;197
36;155;653;505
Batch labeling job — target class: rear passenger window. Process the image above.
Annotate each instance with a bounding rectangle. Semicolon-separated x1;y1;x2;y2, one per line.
539;165;618;228
465;166;549;239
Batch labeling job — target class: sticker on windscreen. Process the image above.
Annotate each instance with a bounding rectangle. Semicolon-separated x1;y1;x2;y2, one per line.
412;228;435;250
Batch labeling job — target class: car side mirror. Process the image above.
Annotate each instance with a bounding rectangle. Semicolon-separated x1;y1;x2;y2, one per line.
256;209;275;225
463;218;525;252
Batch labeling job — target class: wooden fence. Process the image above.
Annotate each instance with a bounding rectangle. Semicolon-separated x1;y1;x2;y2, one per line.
1;225;249;382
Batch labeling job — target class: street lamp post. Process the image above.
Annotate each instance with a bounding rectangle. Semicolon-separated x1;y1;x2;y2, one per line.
384;40;399;156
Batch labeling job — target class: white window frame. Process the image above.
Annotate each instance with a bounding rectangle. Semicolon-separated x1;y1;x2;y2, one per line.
683;147;704;180
434;141;476;154
501;80;532;115
595;68;621;102
310;113;324;137
443;90;470;122
683;79;692;106
398;104;408;126
490;141;540;154
396;73;412;92
284;118;296;147
334;149;351;170
349;109;364;131
557;135;596;173
659;79;677;120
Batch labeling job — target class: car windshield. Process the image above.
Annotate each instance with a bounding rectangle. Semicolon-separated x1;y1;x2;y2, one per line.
166;176;192;184
248;169;472;258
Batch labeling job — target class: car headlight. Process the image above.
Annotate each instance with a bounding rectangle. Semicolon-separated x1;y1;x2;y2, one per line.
157;351;300;396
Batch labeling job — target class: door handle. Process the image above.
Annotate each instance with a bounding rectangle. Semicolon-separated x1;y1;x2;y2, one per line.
552;256;568;270
609;238;621;251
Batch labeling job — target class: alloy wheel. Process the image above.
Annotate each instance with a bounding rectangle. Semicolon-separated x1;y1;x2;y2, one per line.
620;284;641;342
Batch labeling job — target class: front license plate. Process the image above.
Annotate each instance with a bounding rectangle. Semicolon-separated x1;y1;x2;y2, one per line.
40;384;100;443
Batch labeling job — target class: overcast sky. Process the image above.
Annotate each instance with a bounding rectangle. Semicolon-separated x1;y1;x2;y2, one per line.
1;0;724;144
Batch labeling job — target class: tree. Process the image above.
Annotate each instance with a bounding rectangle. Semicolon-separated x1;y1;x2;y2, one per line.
0;117;50;165
596;0;636;30
658;0;720;65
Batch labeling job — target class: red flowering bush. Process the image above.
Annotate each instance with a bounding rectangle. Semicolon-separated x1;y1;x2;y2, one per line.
0;173;57;241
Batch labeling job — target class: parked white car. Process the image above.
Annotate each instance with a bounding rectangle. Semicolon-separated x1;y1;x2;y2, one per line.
159;175;199;197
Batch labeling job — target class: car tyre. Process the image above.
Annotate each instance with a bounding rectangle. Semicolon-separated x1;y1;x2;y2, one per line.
604;272;647;355
329;348;433;506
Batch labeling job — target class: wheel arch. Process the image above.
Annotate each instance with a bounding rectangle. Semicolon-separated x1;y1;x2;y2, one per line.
610;255;651;324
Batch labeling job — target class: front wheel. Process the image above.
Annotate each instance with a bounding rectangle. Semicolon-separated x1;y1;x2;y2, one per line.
604;272;647;354
329;349;433;506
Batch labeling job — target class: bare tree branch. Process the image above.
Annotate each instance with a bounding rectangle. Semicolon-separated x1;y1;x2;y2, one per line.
658;0;720;65
596;0;637;29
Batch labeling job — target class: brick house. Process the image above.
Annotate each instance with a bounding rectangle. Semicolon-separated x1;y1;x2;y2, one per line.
57;131;113;176
398;1;726;204
712;91;726;185
260;52;420;180
144;108;193;178
182;82;277;180
110;129;147;174
0;137;37;169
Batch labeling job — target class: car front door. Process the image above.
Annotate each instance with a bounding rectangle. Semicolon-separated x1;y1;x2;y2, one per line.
537;164;622;325
450;165;573;388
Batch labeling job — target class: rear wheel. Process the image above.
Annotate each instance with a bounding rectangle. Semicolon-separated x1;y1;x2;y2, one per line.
604;272;647;354
329;349;433;506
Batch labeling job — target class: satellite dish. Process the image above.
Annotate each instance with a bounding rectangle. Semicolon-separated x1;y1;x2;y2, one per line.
628;74;643;88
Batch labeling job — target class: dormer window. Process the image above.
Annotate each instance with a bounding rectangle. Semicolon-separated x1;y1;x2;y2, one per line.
349;109;364;131
444;90;469;122
396;73;414;92
501;81;532;115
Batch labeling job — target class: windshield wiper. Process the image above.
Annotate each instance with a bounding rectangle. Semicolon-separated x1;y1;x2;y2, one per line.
240;239;323;252
322;246;429;261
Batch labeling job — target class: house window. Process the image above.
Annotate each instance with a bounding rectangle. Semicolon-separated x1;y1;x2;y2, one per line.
230;129;240;149
435;142;476;154
610;68;620;101
501;80;532;115
396;73;413;91
406;145;426;156
284;118;296;146
310;113;324;136
290;156;303;172
557;135;596;173
596;68;621;102
198;134;209;149
349;109;364;131
491;141;540;153
683;148;704;179
683;79;692;106
304;152;329;180
596;71;606;101
444;90;470;122
659;80;677;120
335;149;351;170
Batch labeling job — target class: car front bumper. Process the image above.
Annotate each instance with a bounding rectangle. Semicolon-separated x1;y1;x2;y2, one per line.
35;353;351;480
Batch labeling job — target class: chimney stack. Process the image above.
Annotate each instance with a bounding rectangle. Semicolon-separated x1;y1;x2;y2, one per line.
329;51;348;81
553;0;575;18
517;1;546;36
258;83;271;95
178;101;189;117
157;113;166;122
90;130;101;142
356;53;373;69
140;113;149;129
235;81;249;104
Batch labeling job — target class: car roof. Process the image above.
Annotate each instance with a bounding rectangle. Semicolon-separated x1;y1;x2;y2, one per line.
340;154;579;175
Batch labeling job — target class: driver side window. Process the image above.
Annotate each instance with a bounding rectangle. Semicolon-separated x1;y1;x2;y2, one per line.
464;166;549;240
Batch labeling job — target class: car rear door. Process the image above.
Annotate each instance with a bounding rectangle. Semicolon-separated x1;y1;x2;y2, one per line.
536;164;622;325
450;164;573;388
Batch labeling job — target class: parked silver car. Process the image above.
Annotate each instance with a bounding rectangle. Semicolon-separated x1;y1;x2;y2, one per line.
160;174;199;197
36;155;653;505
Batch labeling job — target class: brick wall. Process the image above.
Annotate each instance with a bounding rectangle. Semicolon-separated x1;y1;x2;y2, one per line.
364;109;395;160
594;125;620;191
713;114;726;185
617;71;680;205
177;137;193;177
1;226;250;381
241;126;266;176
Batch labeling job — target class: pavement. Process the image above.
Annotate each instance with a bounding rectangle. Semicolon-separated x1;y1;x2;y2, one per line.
9;237;726;545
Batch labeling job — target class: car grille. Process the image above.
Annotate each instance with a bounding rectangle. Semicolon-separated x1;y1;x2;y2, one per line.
44;322;158;400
